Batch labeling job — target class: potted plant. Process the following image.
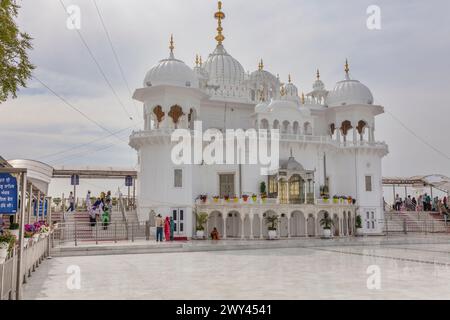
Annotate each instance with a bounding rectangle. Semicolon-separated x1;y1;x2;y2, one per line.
332;195;339;204
348;196;353;204
265;215;278;240
320;212;334;238
251;194;257;203
199;195;207;204
195;212;208;238
355;215;364;236
242;194;249;202
224;195;230;202
9;222;20;239
0;232;16;264
213;196;220;203
261;194;267;203
233;195;239;203
322;196;329;203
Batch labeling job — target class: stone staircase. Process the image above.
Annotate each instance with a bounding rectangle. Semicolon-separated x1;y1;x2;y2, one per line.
383;211;450;233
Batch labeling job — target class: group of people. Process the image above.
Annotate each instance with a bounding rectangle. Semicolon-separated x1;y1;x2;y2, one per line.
392;193;449;218
154;214;175;242
86;191;112;230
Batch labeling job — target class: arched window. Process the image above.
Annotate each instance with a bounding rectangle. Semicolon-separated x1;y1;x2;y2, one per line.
153;106;164;129
304;122;312;136
282;121;290;134
168;105;184;128
260;119;269;130
273;120;280;130
293;122;299;135
340;120;353;142
357;120;367;141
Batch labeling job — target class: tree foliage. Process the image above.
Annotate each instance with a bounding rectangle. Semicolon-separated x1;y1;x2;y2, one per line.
0;0;34;103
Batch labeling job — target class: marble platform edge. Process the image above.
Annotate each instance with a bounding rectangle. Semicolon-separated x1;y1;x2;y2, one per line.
49;236;450;258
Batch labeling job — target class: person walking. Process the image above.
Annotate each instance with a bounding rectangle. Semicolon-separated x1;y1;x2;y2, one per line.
0;215;4;235
106;191;112;223
86;191;96;227
394;194;402;211
155;214;164;242
102;199;111;230
67;192;75;213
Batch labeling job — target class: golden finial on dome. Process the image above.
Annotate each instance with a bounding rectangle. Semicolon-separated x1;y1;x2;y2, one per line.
169;34;174;55
345;59;350;75
195;54;200;67
199;55;203;66
258;59;264;71
301;92;305;104
214;1;226;45
288;74;292;83
316;69;320;80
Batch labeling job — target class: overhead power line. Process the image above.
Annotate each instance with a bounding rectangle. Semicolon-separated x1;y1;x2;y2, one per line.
92;0;140;120
386;110;450;162
32;75;129;145
59;0;135;123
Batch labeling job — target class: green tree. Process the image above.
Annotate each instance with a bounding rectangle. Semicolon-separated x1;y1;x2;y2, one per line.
0;0;34;103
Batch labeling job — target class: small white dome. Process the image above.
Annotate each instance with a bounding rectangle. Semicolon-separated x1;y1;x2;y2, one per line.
203;45;246;86
313;79;325;91
144;55;198;89
285;82;298;98
249;69;278;84
326;77;374;107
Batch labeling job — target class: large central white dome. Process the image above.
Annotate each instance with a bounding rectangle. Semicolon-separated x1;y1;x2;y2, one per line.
326;78;374;107
203;44;246;86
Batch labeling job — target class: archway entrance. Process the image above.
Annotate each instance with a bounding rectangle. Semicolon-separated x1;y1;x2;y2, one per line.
290;211;306;237
208;211;223;237
307;214;315;237
226;211;241;238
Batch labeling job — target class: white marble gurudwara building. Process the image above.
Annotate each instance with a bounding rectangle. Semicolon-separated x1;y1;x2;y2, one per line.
129;1;389;240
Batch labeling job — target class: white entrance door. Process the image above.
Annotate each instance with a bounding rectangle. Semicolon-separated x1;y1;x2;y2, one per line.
171;208;186;236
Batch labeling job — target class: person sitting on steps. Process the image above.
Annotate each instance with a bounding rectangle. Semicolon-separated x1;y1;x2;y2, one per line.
211;227;220;240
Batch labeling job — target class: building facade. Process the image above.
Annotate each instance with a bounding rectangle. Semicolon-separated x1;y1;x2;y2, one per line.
129;1;389;239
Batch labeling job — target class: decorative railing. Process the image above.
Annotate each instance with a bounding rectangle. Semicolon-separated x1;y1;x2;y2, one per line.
0;232;51;300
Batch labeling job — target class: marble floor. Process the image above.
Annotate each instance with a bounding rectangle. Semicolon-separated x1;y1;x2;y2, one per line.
23;242;450;300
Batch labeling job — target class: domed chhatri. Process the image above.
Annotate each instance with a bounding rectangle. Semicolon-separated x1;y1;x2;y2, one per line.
203;44;246;87
144;35;198;89
326;60;374;107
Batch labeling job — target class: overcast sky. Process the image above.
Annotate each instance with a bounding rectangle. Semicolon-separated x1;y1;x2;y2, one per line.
1;0;450;196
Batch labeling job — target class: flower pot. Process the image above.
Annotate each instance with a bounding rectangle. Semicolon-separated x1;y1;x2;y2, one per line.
0;242;9;264
261;198;267;204
323;229;332;238
196;230;204;238
10;229;19;239
268;230;277;240
252;196;257;203
356;228;364;236
348;199;353;204
213;198;219;203
242;196;249;203
233;198;239;203
323;199;329;203
333;199;339;204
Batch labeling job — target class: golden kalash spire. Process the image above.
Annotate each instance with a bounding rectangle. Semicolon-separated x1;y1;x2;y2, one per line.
345;59;350;77
214;1;226;45
195;54;199;67
258;59;264;71
199;55;203;66
288;74;292;83
169;34;175;58
316;69;320;80
301;92;305;104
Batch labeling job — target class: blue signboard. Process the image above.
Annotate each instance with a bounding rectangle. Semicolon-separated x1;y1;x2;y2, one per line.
125;175;133;187
34;198;48;217
0;173;18;214
71;174;80;186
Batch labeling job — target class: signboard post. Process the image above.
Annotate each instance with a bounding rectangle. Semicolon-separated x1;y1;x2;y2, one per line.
0;173;18;214
71;174;80;209
125;175;133;209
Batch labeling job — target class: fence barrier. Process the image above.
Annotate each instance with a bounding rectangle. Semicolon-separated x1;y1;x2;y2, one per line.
0;233;51;300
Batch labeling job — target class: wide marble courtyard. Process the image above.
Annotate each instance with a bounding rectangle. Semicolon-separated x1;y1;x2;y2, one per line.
23;241;450;300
